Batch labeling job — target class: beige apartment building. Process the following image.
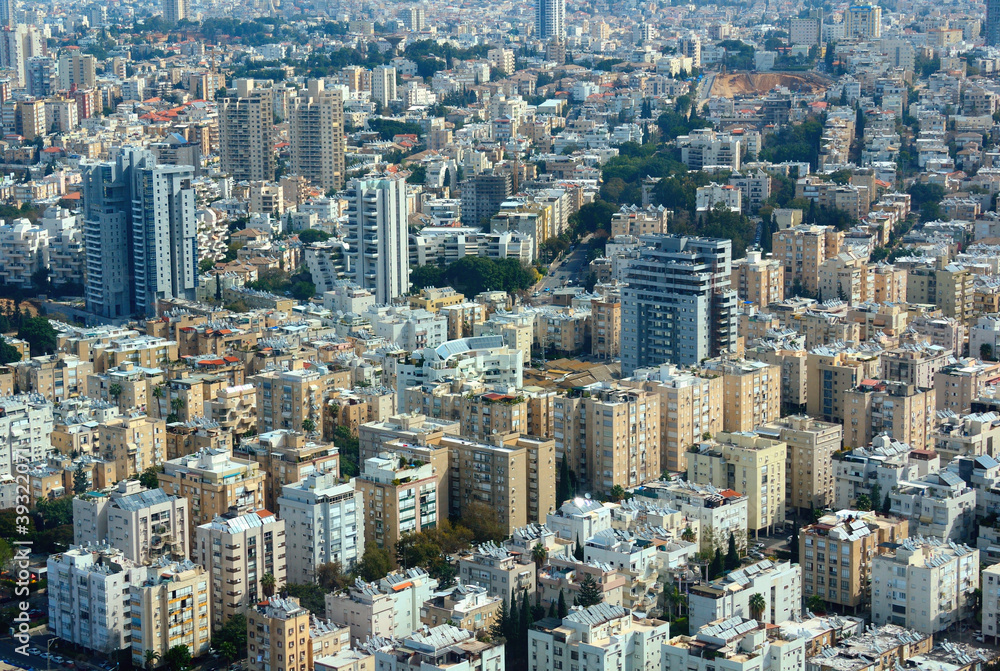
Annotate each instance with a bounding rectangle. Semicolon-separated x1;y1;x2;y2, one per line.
935;359;1000;413
252;367;332;435
800;510;909;611
12;354;93;401
237;430;340;512
731;250;784;308
906;262;974;323
772;225;844;296
688;431;787;535
100;414;165;478
458;541;537;604
591;294;621;360
702;359;780;433
160;448;267;544
207;383;258;436
746;343;808;412
806;346;883;423
195;509;287;629
459;391;529;442
624;365;723;474
583;385;660;493
759;416;843;514
844;380;936;449
129;561;212;668
439;433;556;535
357;453;439;555
165;421;231;461
248;597;350;671
290;79;346;193
881;345;953;389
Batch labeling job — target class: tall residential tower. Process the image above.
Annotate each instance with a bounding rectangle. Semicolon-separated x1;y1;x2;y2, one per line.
345;175;409;304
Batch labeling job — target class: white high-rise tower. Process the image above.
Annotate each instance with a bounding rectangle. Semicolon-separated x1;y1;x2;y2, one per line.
345;175;409;304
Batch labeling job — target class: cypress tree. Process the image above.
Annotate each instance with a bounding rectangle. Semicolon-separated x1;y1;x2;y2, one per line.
574;536;584;561
557;589;568;618
709;548;724;580
575;573;604;608
725;531;739;571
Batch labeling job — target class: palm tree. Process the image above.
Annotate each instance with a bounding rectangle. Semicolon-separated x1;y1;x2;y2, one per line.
261;572;276;598
145;650;160;671
749;592;766;621
531;543;547;567
152;385;164;399
170;397;185;413
109;383;122;402
681;526;696;543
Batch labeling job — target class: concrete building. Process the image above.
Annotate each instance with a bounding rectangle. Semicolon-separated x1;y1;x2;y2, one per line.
621;236;738;373
688;559;802;631
772;225;843;296
758;415;842;513
290;80;345;193
47;547;137;654
535;0;565;39
846;2;882;38
129;560;212;666
833;436;938;511
159;448;266;542
345;175;409;304
632;480;748;553
324;568;437;645
0;394;52;480
664;616;806;671
248;597;349;671
688;431;786;535
371;66;397;108
528;604;669;671
889;471;977;542
277;471;363;583
702;359;780;433
72;479;188;564
252;367;331;436
844;381;936;450
800;510;909;611
871;537;979;633
906;263;974;323
624;364;724;473
237;430;340;513
458;541;536;604
220;79;275;182
82;149;198;318
806;624;933;671
732;250;784;308
370;623;505;671
806;346;882;424
356;452;438;556
195;508;286;628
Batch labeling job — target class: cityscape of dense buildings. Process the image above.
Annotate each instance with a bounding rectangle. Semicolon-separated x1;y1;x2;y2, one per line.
6;0;1000;670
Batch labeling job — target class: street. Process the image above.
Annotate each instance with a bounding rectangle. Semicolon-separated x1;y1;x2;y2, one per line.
533;245;590;296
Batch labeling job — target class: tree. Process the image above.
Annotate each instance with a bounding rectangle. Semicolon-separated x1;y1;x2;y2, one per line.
807;594;826;613
983;343;995;362
297;229;332;244
463;501;507;543
163;645;191;671
725;531;739;571
574;536;584;561
356;546;392;582
575;573;603;607
17;316;56;355
0;340;21;364
144;650;160;671
748;592;766;621
531;543;547;567
139;466;160;490
870;483;882;511
709;548;724;580
856;494;872;511
152;385;164;399
212;613;247;660
301;418;315;433
882;492;893;515
557;588;568;617
556;457;573;505
609;484;628;502
316;561;350;592
788;526;799;564
73;462;88;495
109;383;123;402
681;526;696;543
490;598;509;641
261;572;276;598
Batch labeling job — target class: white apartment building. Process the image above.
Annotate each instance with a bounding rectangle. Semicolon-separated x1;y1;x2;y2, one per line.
696;183;743;213
47;546;137;654
369;623;505;671
889;470;976;542
871;536;979;634
983;563;1000;643
632;480;748;554
388;335;523;403
277;471;364;583
0;394;53;480
663;616;806;671
325;568;438;646
527;603;670;671
0;219;48;288
73;479;189;564
368;305;448;351
834;436;940;510
688;560;802;631
677;129;742;170
194;509;287;628
546;497;616;544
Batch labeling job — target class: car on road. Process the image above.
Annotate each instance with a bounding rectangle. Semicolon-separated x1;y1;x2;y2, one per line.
38;654;48;661
976;635;985;642
50;656;64;664
27;650;40;656
532;292;540;297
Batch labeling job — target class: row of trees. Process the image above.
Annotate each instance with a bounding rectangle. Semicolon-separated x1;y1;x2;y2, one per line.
409;256;540;297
